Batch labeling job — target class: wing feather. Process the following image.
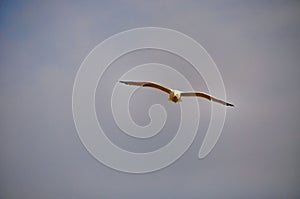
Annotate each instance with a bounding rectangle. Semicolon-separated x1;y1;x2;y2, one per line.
181;92;234;106
119;81;171;94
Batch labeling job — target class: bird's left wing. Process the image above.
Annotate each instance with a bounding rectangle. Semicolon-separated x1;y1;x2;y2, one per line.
119;81;171;94
181;92;234;107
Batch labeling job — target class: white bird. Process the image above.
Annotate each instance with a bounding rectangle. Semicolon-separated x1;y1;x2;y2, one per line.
119;81;234;107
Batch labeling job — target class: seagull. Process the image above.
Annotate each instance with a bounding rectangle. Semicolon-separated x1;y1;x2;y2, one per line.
119;81;234;107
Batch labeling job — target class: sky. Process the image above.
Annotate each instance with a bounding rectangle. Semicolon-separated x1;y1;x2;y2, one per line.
1;0;300;198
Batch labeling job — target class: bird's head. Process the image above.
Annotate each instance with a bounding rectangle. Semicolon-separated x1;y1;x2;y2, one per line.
169;90;182;103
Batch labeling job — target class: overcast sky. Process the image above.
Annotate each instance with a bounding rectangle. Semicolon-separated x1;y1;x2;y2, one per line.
1;1;300;198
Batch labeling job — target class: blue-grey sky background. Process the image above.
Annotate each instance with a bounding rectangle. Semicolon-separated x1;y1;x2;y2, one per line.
1;1;300;198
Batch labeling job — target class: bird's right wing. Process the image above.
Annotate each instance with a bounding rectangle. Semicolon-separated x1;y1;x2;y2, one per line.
181;92;234;107
119;81;172;94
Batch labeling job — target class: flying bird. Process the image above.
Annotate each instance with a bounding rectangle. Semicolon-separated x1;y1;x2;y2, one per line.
119;81;234;107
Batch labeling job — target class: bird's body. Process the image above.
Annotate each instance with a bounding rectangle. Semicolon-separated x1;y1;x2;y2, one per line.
119;81;234;107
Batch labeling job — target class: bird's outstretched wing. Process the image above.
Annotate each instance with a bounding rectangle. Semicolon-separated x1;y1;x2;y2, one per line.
119;81;172;94
181;92;234;106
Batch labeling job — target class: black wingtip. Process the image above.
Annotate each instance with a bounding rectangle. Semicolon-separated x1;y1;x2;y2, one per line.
119;80;127;84
226;103;235;107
